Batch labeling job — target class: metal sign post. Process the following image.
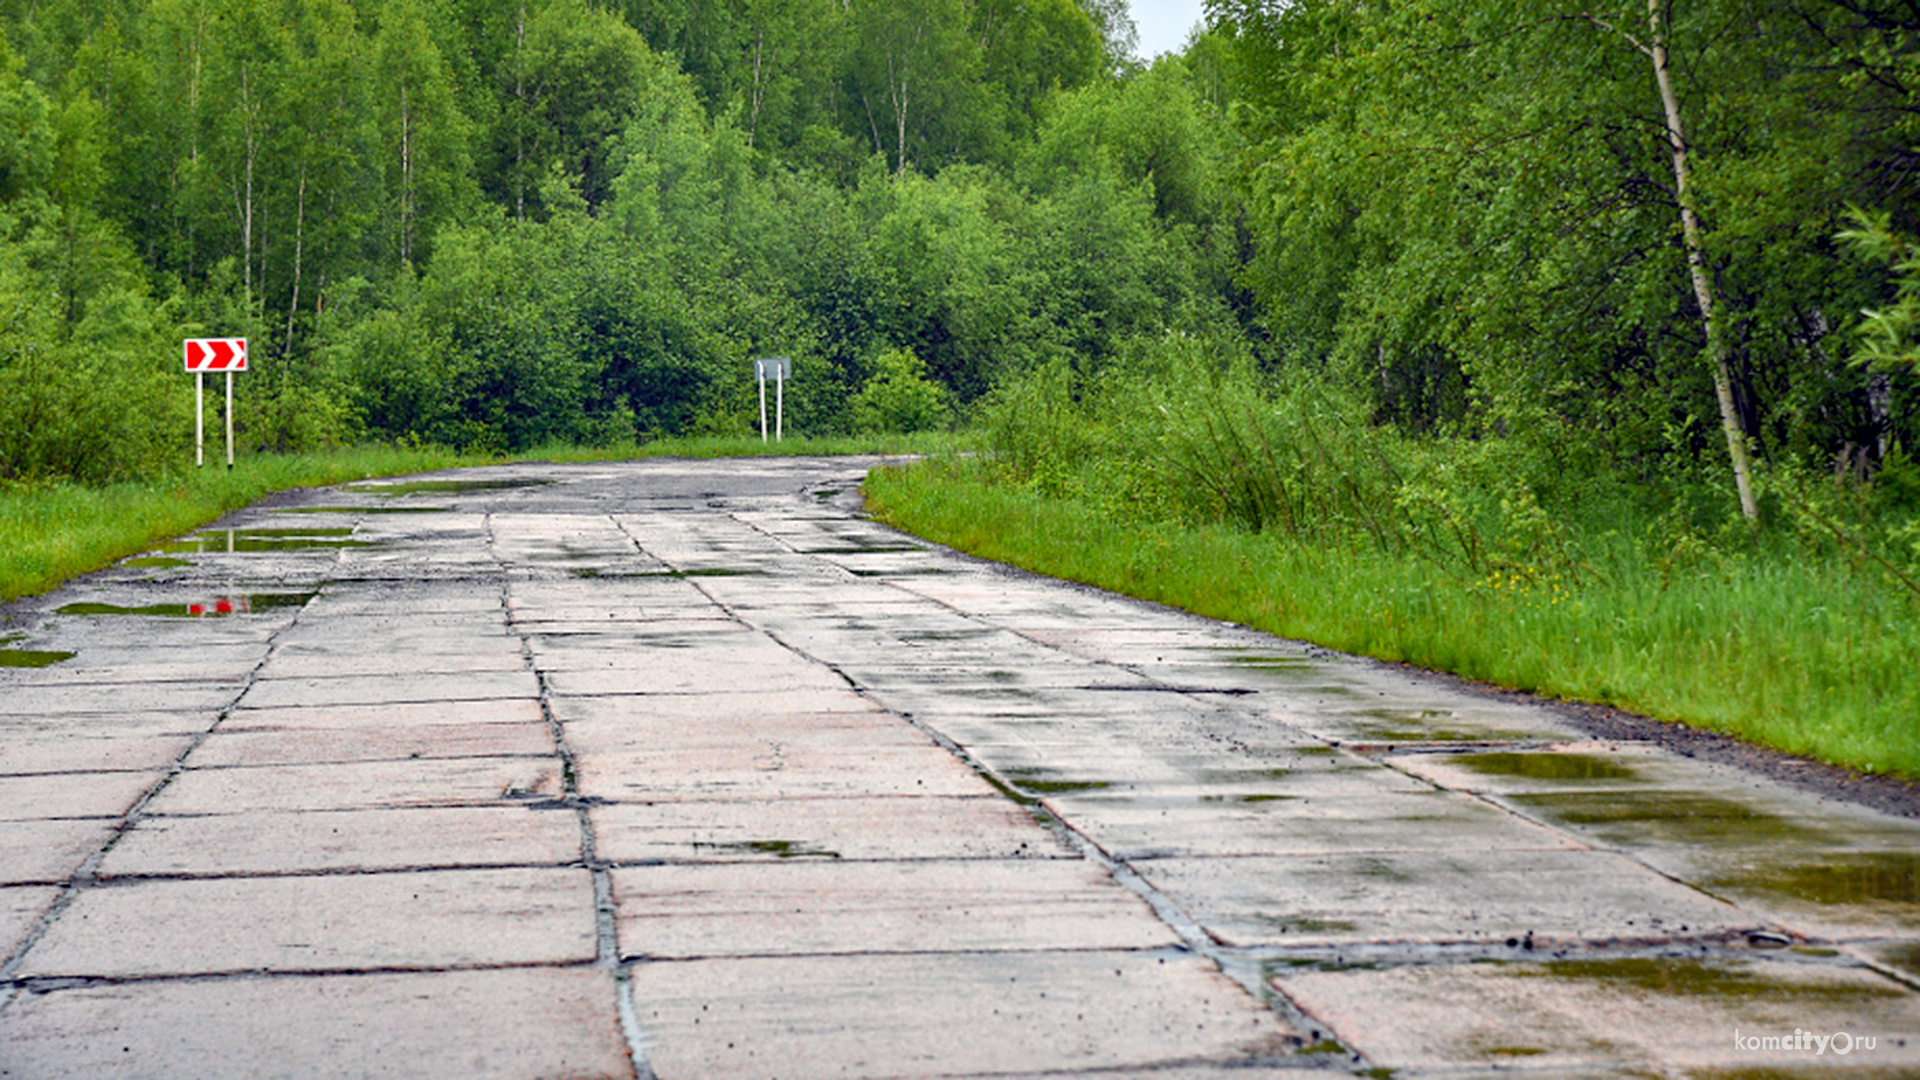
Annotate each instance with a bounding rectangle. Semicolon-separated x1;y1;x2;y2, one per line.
753;357;791;443
184;338;247;468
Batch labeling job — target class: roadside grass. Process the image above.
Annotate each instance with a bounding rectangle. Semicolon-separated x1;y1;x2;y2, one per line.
864;459;1920;779
0;432;963;603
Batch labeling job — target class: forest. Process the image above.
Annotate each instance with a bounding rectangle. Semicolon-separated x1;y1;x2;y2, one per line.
0;0;1911;488
1;0;1918;764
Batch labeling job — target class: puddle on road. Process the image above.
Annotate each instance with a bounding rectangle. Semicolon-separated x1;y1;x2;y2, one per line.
1455;751;1646;782
1708;853;1920;907
1077;683;1258;697
1217;650;1317;672
1342;708;1543;743
1517;957;1905;1005
347;478;554;496
899;629;1001;642
1253;914;1362;934
1002;766;1112;795
0;649;76;667
798;542;924;555
692;839;841;859
162;528;377;553
1266;957;1380;976
1509;791;1830;847
57;592;318;618
1874;943;1920;979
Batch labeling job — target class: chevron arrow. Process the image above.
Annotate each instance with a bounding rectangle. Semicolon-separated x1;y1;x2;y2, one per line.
183;338;248;372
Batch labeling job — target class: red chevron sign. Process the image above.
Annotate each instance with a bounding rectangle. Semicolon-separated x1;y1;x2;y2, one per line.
184;338;248;372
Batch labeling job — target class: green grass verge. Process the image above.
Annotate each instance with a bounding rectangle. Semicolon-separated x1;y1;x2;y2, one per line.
0;432;961;603
864;460;1920;779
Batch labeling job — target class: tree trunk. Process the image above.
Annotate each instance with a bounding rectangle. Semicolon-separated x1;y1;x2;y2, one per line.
748;27;764;149
514;2;527;222
1647;0;1758;520
399;81;415;264
1870;371;1893;459
240;62;257;310
285;165;306;360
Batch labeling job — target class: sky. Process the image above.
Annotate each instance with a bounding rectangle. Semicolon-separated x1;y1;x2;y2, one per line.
1128;0;1207;58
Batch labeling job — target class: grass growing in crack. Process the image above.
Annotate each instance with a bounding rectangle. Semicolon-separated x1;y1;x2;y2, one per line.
0;432;966;602
862;459;1920;779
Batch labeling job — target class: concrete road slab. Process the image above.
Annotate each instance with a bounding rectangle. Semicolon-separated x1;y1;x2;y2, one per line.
1272;955;1920;1073
561;712;932;757
219;698;547;731
300;592;505;617
545;663;849;697
0;818;118;884
0;685;241;715
269;632;524;658
0;771;160;821
627;950;1299;1079
530;640;800;672
1042;790;1579;859
256;651;531;678
0;711;215;738
143;757;561;813
187;722;555;767
0;967;635;1080
591;796;1070;863
0;664;253;688
574;742;994;801
549;686;880;718
0;731;195;776
1134;850;1756;947
18;867;596;976
98;805;583;877
0;885;60;956
238;670;539;708
964;745;1428;802
612;858;1178;959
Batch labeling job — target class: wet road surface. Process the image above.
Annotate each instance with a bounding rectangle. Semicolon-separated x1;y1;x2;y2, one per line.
1;456;1917;1077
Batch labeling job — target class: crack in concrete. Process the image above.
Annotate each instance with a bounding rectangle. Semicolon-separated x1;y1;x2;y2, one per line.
715;506;1345;1069
0;589;319;1013
495;510;651;1079
4;958;610;994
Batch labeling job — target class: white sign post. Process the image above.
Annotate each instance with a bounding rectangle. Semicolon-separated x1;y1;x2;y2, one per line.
754;357;791;443
184;338;247;468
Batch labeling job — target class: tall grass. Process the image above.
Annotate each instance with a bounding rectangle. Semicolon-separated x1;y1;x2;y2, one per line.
0;432;964;602
866;345;1920;777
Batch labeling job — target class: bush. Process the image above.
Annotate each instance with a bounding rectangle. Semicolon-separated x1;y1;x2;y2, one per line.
851;348;949;433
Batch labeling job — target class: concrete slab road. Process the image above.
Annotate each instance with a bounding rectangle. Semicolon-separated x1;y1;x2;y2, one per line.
2;455;1917;1078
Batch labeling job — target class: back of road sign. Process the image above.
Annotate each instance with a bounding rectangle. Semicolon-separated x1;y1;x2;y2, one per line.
185;338;248;372
754;356;790;381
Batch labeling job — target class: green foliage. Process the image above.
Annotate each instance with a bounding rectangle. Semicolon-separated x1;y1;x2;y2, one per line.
1840;207;1920;375
1210;0;1910;476
851;347;947;433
